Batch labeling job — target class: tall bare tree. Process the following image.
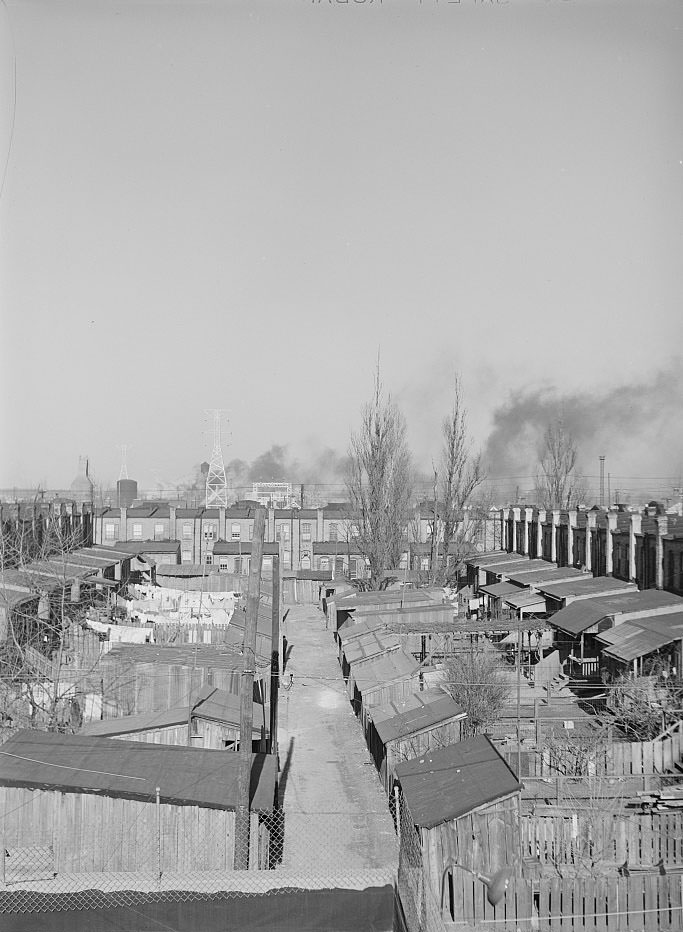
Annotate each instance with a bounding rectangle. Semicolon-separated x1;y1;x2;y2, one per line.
347;369;413;589
434;377;485;585
536;419;583;509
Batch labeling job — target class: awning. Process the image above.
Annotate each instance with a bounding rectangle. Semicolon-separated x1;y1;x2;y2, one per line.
504;590;546;611
597;611;683;663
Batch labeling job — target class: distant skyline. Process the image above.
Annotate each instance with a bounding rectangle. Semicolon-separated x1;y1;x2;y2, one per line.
1;0;682;495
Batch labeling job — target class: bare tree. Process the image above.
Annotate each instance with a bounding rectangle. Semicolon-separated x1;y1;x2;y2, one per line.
347;369;413;589
433;377;485;586
1;516;106;732
442;644;511;739
536;419;584;509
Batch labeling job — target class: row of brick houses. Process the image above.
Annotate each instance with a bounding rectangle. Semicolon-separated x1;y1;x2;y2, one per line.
501;503;683;596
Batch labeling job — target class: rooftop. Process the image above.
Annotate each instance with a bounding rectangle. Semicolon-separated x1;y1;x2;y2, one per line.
0;730;277;811
394;735;522;828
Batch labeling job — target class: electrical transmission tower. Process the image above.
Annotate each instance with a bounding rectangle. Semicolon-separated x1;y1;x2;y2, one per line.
206;410;230;507
118;445;129;481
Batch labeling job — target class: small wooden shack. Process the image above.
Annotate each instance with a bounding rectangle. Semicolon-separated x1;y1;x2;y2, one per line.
349;649;421;726
350;602;458;658
80;685;266;750
394;736;521;920
366;688;466;792
100;642;271;717
0;730;277;881
339;628;402;681
332;588;439;633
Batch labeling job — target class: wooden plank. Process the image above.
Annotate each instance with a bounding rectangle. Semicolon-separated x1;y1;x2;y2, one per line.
643;874;659;932
548;878;562;932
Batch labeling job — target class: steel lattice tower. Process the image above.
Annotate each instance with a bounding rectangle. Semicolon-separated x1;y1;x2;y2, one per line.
206;410;229;507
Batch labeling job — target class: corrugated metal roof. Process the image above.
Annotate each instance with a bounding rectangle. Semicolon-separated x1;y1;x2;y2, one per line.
338;616;387;642
343;631;401;665
351;649;419;693
352;602;452;621
394;736;521;828
597;611;683;662
0;730;277;810
337;589;436;608
370;690;466;744
551;590;683;636
478;581;523;598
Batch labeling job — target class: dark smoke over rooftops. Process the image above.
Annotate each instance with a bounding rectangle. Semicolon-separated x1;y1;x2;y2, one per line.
482;365;683;484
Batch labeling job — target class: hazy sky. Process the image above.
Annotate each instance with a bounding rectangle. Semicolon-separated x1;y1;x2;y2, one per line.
1;0;682;495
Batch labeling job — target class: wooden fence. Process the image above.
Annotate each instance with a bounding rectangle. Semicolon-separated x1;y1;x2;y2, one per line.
520;811;683;869
442;872;683;930
503;720;683;777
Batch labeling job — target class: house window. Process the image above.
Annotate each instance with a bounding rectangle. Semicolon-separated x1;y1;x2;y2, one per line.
132;523;142;539
204;525;216;541
181;550;192;563
183;523;192;539
301;522;311;542
205;553;213;565
231;523;240;540
154;523;165;540
219;558;229;571
104;523;116;540
320;557;329;570
329;523;338;542
248;524;253;541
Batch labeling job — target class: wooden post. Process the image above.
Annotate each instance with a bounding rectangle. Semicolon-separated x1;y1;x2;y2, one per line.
270;554;280;757
234;509;266;870
156;786;161;879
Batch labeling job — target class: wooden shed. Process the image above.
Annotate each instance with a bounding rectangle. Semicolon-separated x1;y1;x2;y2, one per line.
394;736;521;921
0;730;277;882
350;602;459;659
365;688;466;792
339;628;402;680
100;642;271;717
349;649;421;727
333;588;439;633
80;684;266;750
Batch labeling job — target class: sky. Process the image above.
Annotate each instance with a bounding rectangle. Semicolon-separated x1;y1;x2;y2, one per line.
1;0;682;501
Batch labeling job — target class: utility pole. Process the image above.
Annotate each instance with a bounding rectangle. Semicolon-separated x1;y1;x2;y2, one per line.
270;551;280;757
234;508;266;870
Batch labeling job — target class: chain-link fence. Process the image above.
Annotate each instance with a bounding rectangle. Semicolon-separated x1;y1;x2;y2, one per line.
0;804;399;915
392;791;448;932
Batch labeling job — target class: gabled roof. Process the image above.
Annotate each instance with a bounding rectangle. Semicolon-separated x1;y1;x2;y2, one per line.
370;689;466;745
0;730;277;810
394;735;521;828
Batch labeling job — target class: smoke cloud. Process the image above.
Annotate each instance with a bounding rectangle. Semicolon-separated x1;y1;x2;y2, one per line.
482;364;683;501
